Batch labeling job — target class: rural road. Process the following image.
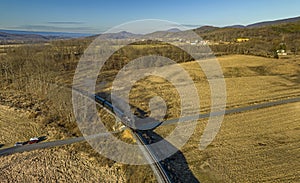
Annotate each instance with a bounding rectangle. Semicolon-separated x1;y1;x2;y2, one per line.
1;96;299;157
0;132;111;156
162;96;300;125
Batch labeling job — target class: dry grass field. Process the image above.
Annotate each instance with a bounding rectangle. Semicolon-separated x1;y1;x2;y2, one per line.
0;54;299;182
122;55;300;118
180;101;300;182
121;54;300;182
0;142;127;182
0;104;155;182
0;105;42;148
0;105;126;182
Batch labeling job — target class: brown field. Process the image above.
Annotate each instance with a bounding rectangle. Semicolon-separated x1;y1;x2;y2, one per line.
0;142;127;182
122;55;299;117
181;101;300;182
120;54;300;182
0;104;155;182
0;105;125;182
0;54;299;182
0;105;42;147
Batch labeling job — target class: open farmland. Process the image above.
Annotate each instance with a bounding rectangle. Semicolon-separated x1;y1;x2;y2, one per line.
121;55;300;119
0;53;299;182
114;54;300;182
68;53;299;181
181;101;300;182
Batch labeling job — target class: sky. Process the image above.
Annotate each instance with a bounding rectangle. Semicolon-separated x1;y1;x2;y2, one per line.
0;0;300;34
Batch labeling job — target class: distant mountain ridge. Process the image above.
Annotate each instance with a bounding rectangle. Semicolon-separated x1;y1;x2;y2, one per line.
0;31;52;43
225;16;300;28
97;31;141;39
1;16;299;43
247;16;300;28
0;29;93;38
0;29;95;43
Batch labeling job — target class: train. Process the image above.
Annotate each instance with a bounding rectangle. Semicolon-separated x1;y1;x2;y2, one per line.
94;95;131;125
93;94;162;130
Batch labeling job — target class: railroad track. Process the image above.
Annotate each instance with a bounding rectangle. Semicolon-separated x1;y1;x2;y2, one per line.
92;94;173;182
133;130;172;183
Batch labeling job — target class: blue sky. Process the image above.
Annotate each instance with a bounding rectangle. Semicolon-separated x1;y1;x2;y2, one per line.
1;0;299;33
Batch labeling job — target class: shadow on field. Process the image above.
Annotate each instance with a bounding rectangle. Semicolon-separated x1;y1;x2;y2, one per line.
0;144;4;148
38;136;48;142
282;70;300;85
95;91;199;182
141;130;200;183
270;70;300;94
